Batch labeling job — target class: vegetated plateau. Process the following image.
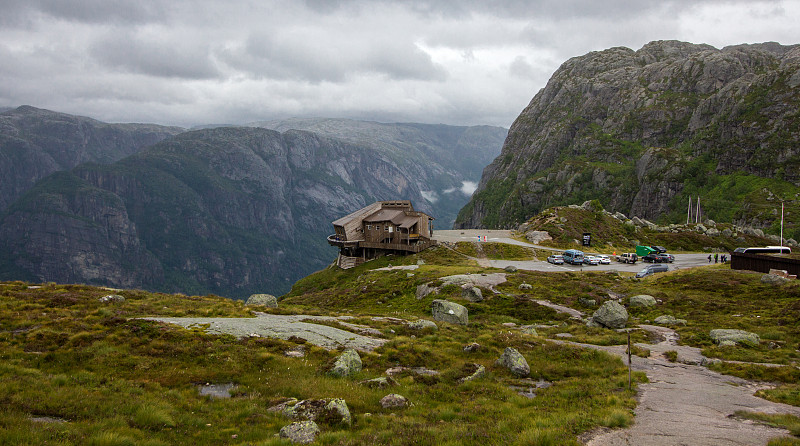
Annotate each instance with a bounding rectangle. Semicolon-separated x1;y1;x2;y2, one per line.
2;242;799;445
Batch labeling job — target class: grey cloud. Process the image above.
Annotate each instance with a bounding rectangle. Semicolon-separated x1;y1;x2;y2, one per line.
90;31;221;80
224;31;445;83
2;0;166;25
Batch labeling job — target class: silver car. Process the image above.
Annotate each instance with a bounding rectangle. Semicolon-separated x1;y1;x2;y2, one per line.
547;254;564;265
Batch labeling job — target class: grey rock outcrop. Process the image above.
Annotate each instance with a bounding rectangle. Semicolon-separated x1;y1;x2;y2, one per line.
328;348;362;377
590;301;629;329
495;347;530;377
246;293;278;307
431;299;468;325
359;376;397;389
407;319;438;331
461;286;483;302
380;394;409;409
98;294;125;303
525;230;553;244
629;294;657;308
654;315;687;326
283;398;352;426
279;421;320;444
710;329;760;346
761;274;789;285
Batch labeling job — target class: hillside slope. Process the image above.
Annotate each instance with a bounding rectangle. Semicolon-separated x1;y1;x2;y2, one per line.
456;41;800;238
0;124;503;298
0;105;185;211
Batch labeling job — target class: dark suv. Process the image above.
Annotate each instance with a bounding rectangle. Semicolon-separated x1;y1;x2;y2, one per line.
650;245;667;253
644;253;673;263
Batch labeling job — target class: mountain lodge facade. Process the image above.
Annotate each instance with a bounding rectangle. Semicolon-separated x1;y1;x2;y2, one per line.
327;200;436;269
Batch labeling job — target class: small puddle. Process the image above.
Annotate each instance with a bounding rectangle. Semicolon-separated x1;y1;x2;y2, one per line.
198;383;235;399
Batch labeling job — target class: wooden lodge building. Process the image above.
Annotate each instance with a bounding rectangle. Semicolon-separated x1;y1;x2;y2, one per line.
327;200;436;269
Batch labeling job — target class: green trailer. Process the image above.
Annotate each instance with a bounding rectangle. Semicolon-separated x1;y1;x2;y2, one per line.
635;245;657;257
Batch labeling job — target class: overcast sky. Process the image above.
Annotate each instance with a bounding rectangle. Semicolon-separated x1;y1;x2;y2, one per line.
1;0;799;128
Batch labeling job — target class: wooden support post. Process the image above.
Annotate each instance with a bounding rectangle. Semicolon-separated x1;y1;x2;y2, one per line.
628;330;632;390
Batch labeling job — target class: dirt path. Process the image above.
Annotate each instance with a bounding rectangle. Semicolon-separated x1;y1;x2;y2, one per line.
563;327;800;445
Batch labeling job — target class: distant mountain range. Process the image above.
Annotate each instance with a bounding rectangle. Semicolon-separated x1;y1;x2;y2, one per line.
456;40;800;240
0;106;184;211
0;109;505;297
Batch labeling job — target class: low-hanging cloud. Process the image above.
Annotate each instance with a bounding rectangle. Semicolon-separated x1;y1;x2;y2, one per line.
0;0;797;127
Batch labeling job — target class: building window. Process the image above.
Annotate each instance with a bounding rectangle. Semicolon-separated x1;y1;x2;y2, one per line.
366;225;371;230
385;225;389;231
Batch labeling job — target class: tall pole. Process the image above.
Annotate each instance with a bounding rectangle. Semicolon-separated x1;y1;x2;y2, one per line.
687;196;692;225
781;201;784;250
696;197;700;224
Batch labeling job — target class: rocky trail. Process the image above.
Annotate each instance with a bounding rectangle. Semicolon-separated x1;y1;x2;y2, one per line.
572;326;800;445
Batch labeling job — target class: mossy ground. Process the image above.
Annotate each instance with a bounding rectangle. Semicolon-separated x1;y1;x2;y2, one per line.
1;245;798;444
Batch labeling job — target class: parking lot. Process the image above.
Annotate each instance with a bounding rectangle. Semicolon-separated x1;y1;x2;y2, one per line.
433;230;718;274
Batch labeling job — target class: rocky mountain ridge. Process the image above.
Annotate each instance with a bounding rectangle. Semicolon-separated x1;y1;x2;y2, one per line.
456;40;800;239
0;122;505;297
0;105;185;211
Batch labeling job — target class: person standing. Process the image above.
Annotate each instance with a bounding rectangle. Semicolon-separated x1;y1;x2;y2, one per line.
708;254;712;263
714;253;718;263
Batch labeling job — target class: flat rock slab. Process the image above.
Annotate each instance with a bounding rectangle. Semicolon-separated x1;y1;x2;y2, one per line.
142;313;387;351
534;299;584;319
440;273;507;293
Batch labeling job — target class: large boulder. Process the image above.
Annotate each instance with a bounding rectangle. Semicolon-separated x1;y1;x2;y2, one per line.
380;394;409;409
495;347;530;377
431;299;468;325
710;329;760;346
591;301;628;329
246;293;278;307
629;294;657;308
328;348;362;377
283;398;352;426
461;286;483;302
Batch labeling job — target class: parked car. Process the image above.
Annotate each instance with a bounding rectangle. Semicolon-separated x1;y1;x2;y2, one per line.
583;256;600;265
644;253;673;263
597;254;611;264
635;263;669;278
650;245;667;253
616;253;637;264
547;254;564;265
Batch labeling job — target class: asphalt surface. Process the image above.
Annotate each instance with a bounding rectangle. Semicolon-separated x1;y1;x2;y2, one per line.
433;230;717;275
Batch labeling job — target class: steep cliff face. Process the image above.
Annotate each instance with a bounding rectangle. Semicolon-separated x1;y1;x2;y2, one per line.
0;105;185;211
252;118;507;228
0;124;505;297
456;41;800;233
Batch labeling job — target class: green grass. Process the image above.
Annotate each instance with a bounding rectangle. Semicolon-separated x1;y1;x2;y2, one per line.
0;278;642;445
2;239;800;444
735;411;800;437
